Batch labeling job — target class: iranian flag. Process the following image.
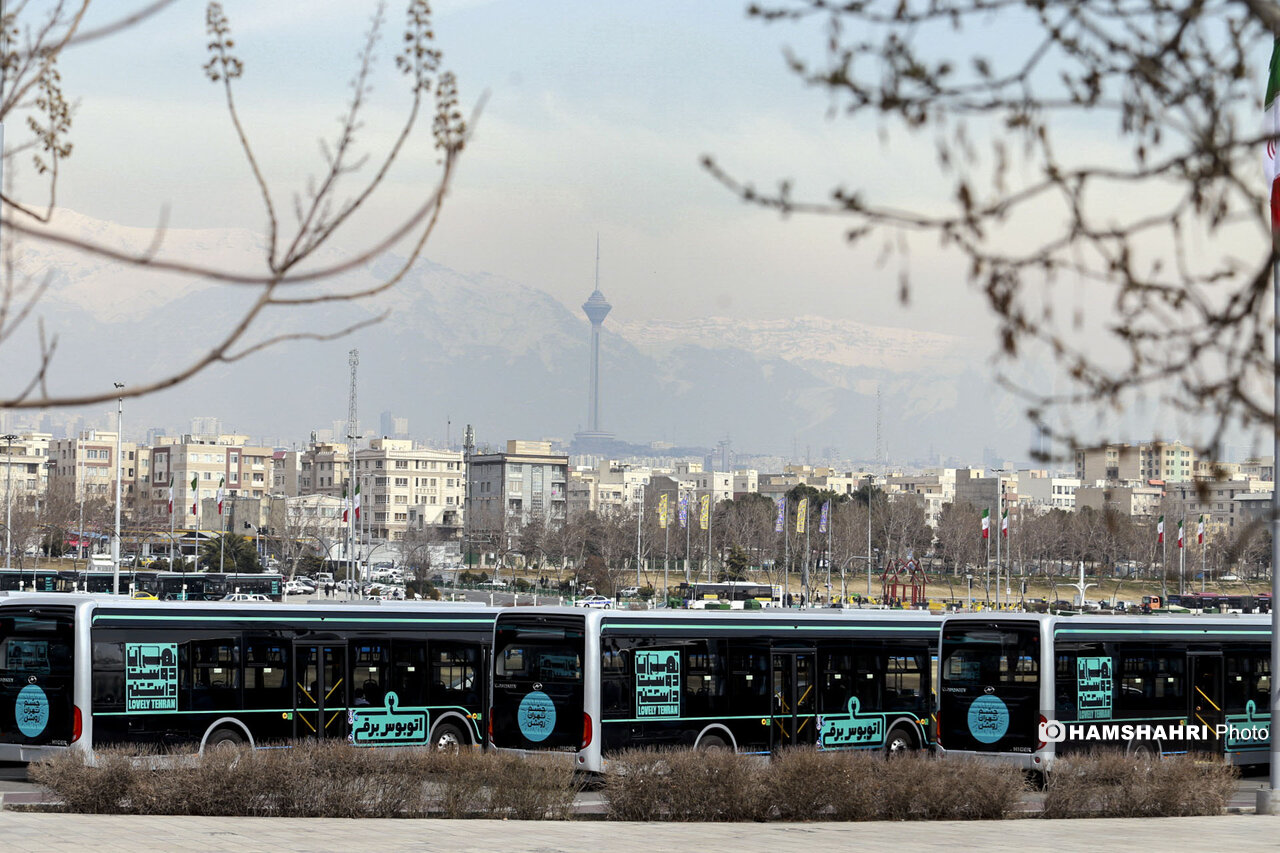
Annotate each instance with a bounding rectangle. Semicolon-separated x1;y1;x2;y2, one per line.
1176;518;1184;549
1197;514;1205;545
1001;508;1009;538
1156;515;1164;544
342;484;349;523
1266;38;1280;230
190;474;199;515
354;483;362;522
981;508;990;539
216;477;225;515
167;481;174;515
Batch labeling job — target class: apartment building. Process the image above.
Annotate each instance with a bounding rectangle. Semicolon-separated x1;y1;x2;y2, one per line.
351;438;464;541
567;464;651;517
1166;479;1272;534
49;431;146;514
148;435;272;528
1075;440;1198;484
1016;470;1081;513
1;432;53;499
467;440;568;550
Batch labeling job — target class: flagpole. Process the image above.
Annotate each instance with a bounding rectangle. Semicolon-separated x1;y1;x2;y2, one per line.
1201;518;1206;596
985;510;991;606
1178;516;1185;597
1161;517;1167;604
169;482;175;572
803;499;810;606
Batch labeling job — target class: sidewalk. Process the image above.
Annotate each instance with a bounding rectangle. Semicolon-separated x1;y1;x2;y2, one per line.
1;812;1278;852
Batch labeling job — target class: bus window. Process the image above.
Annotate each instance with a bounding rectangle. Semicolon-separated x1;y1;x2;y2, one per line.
685;643;726;717
352;642;389;707
600;641;630;718
92;641;126;709
728;647;769;706
1117;649;1185;713
1224;650;1269;714
391;640;428;707
429;642;478;707
886;653;927;711
244;640;289;709
190;638;240;710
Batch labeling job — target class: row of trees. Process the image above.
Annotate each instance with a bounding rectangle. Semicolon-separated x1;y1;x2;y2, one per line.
493;487;1272;596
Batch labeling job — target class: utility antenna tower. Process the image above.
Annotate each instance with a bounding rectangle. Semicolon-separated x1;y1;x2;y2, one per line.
875;384;884;469
347;349;360;449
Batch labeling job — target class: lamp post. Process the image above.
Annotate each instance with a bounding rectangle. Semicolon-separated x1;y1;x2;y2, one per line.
112;383;124;595
2;433;16;571
865;475;875;597
77;460;85;563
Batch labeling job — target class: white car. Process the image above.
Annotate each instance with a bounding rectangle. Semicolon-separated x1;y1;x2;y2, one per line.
619;587;640;597
574;594;614;609
222;593;271;602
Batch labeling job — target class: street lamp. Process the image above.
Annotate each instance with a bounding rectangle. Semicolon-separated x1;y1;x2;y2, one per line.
2;433;16;571
865;475;875;597
112;383;124;595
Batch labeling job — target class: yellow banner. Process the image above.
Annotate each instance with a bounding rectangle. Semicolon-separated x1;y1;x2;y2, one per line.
796;497;808;534
658;493;669;529
699;494;710;530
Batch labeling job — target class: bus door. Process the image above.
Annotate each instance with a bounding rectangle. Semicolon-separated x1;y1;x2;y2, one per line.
294;644;348;739
1190;654;1223;753
771;649;816;749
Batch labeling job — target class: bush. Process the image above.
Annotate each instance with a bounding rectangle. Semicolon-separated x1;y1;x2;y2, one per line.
1042;751;1238;818
32;742;582;820
604;748;766;821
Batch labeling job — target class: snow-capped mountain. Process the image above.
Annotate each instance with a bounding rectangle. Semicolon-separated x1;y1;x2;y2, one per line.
2;210;1029;461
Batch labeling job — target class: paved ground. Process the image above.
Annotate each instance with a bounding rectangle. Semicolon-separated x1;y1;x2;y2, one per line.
1;812;1279;852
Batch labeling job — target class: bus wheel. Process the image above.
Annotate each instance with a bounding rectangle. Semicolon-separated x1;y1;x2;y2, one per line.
884;725;917;755
431;723;467;752
1128;740;1160;761
697;733;729;751
206;727;245;752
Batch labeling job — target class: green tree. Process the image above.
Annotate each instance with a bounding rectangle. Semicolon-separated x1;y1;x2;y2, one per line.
719;547;750;582
199;534;261;574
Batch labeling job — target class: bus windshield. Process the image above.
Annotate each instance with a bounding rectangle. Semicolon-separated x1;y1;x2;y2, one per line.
491;618;585;751
0;606;76;746
939;621;1040;754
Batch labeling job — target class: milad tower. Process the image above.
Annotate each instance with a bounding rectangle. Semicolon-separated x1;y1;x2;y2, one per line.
574;240;616;449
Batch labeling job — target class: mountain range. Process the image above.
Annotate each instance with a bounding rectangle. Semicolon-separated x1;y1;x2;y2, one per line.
3;210;1032;463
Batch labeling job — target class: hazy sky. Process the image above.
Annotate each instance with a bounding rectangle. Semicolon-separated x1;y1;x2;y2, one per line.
12;1;1270;458
35;0;988;337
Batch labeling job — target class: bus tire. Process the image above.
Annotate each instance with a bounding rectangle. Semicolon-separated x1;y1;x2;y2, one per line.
1128;740;1160;760
884;725;917;755
206;727;245;752
697;733;729;751
431;722;468;752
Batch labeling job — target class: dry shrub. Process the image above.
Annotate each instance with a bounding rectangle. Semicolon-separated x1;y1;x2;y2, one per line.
604;748;766;822
1042;751;1238;819
877;753;1026;820
30;745;167;814
424;749;489;818
765;748;885;821
484;753;581;820
600;750;675;821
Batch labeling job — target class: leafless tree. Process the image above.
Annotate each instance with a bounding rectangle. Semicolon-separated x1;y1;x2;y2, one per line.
710;1;1278;456
0;0;468;408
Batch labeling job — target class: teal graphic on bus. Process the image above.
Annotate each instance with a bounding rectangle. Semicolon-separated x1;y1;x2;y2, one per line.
125;643;178;713
347;692;429;747
518;691;557;742
635;650;680;718
16;684;49;737
967;694;1010;744
817;697;886;749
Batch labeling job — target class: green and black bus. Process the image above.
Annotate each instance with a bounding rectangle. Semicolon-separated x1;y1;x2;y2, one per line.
0;593;495;761
937;612;1271;771
489;607;941;772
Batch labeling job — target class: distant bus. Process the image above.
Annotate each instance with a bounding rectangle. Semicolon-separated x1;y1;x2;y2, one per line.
489;607;941;772
937;612;1271;771
678;581;781;608
0;594;496;761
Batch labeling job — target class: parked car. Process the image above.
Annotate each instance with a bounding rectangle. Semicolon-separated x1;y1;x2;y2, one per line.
574;594;614;609
222;593;271;602
478;580;508;590
619;587;640;597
